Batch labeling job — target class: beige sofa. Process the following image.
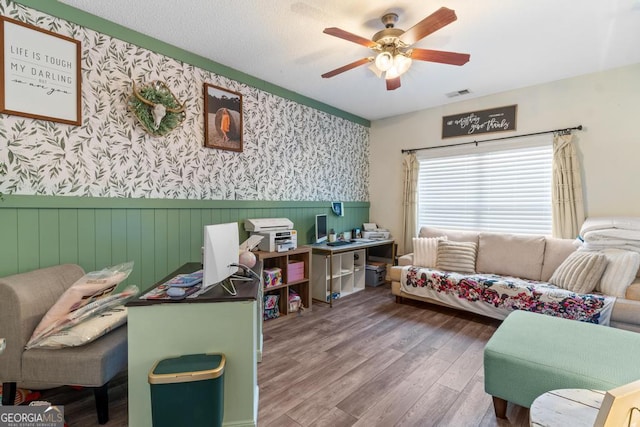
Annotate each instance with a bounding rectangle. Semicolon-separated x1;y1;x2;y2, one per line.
0;264;128;424
390;227;640;332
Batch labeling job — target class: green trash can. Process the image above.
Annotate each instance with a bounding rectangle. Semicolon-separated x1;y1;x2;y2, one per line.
148;353;225;427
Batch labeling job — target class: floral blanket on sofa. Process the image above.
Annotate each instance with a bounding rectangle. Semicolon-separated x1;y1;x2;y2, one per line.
401;266;615;325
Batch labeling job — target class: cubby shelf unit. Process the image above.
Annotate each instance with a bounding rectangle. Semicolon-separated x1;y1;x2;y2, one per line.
312;248;366;302
255;246;311;318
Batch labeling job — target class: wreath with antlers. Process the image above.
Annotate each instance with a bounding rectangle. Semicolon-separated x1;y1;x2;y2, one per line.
128;80;186;136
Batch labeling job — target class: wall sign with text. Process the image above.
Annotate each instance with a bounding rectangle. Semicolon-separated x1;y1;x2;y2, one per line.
442;105;517;139
1;16;81;125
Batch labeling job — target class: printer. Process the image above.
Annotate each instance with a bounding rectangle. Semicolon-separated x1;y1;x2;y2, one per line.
362;222;391;240
244;218;297;252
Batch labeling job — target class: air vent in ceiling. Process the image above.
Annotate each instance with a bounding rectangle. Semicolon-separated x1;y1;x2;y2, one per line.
446;89;471;98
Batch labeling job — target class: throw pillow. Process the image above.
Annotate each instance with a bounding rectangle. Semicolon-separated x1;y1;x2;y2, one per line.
412;236;447;268
597;249;640;297
263;294;280;320
26;285;138;349
29;261;133;343
540;238;578;282
29;306;128;349
549;251;608;294
436;240;478;274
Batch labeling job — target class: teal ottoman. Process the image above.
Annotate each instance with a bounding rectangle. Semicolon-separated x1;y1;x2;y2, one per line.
484;310;640;418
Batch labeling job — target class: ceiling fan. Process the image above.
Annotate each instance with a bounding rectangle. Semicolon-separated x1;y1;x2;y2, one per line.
321;7;470;91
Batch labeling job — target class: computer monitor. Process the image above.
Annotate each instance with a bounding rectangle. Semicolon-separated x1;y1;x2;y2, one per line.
315;214;328;244
203;222;239;289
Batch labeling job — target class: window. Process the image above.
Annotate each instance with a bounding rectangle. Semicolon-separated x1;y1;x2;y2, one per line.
417;136;552;235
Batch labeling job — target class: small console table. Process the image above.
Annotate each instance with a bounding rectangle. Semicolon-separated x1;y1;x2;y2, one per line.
310;239;395;307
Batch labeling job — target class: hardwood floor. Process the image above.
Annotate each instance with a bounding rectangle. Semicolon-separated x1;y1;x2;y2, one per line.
258;284;529;427
35;284;530;426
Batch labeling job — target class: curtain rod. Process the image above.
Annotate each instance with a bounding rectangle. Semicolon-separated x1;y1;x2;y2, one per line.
401;125;583;154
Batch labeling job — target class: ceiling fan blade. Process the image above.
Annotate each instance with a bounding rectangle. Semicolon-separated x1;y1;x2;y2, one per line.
323;27;378;48
386;77;401;91
399;7;458;45
410;48;470;66
321;58;371;78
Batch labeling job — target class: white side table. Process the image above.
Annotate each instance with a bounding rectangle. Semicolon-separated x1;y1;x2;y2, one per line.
530;388;605;426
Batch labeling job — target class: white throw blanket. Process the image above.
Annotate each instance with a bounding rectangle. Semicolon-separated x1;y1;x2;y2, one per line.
581;242;640;254
580;217;640;235
584;229;640;242
579;218;640;253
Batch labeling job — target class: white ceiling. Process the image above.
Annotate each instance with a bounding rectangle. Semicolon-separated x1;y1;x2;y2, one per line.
58;0;640;121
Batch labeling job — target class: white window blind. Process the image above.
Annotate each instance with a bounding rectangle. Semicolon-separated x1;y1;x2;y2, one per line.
417;137;553;235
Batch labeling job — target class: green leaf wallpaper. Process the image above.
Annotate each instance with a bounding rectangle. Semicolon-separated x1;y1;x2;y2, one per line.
0;1;370;201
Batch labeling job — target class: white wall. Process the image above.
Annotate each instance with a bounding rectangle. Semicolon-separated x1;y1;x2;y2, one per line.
370;63;640;253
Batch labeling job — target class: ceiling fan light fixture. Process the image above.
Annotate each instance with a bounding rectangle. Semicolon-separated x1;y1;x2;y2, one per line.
393;54;412;76
385;54;412;80
374;51;393;72
320;7;469;91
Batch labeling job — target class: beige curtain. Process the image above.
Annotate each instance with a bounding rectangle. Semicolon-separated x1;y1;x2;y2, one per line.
552;133;585;238
401;153;419;254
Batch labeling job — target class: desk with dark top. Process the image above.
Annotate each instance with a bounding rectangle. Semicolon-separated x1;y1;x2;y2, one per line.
126;262;261;427
127;262;259;307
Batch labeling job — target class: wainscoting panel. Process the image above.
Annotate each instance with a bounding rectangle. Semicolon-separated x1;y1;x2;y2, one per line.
0;195;369;290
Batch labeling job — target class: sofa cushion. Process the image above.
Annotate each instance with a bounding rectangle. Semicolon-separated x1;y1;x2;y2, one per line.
550;251;608;294
540;238;577;282
412;236;446;268
419;226;479;245
21;325;128;387
598;249;640;298
436;240;478;273
476;233;546;281
625;279;640;301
